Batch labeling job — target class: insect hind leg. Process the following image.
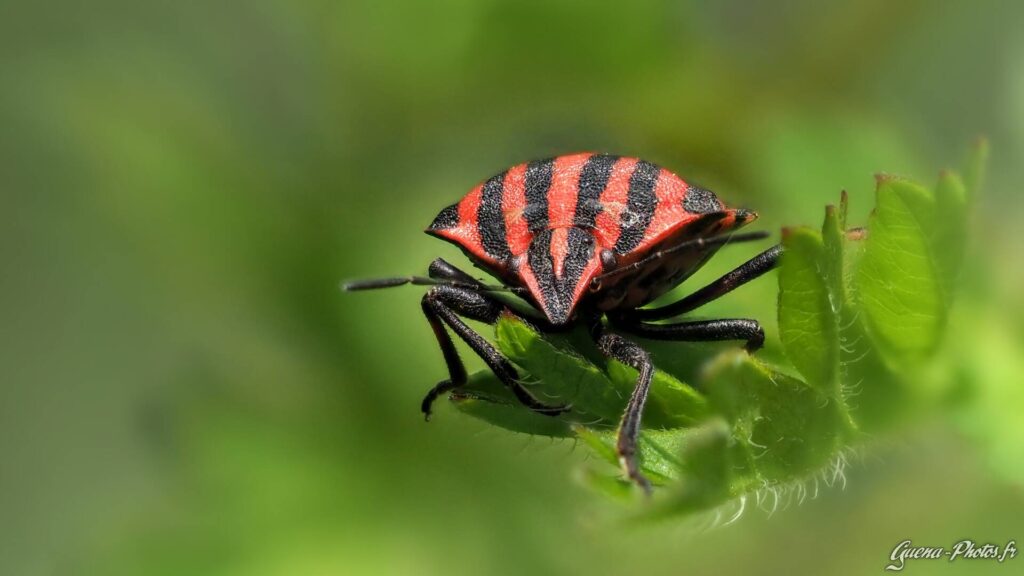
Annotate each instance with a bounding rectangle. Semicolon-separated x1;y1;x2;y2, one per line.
626;244;781;321
612;317;766;353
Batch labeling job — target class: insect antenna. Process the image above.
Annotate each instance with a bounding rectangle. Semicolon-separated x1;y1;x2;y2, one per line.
592;230;770;284
341;276;521;294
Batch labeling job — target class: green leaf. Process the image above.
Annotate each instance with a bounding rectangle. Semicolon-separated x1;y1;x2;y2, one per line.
495;313;624;426
449;371;575;438
703;351;848;481
453;315;709;435
856;176;945;358
576;468;636;503
835;300;906;433
595;351;857;516
778;226;839;391
496;314;708;428
605;361;709;429
650;419;738;517
575;427;685;485
821;204;846;302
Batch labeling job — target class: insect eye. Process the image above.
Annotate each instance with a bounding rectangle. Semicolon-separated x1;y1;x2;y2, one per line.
600;249;617;270
589;279;602;293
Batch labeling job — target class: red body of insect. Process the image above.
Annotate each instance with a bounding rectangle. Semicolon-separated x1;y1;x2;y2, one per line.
426;152;756;324
345;152;778;493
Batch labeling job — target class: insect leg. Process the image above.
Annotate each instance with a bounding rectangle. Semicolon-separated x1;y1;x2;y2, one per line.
628;244;781;321
420;284;567;419
612;317;766;353
590;323;654;494
426;257;485;286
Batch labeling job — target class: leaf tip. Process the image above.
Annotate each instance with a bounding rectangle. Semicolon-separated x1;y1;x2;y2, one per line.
824;204;837;217
845;227;868;241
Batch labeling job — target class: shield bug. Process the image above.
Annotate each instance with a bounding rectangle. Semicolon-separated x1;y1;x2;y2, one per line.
344;153;781;493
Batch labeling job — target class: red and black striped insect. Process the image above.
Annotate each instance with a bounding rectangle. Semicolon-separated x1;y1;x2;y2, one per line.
345;153;781;492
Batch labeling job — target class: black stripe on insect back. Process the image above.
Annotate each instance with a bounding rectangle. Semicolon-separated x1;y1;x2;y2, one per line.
478;171;512;261
683;185;723;214
526;229;562;318
526;227;596;324
574;154;618;228
428;203;460;231
614;160;660;254
562;226;596;292
523;158;554;232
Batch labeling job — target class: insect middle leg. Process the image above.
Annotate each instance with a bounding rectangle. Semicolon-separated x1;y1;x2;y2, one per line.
593;315;766;493
419;263;565;419
589;321;655;494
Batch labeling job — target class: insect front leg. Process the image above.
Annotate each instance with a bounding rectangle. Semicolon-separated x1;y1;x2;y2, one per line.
590;322;654;494
426;257;485;286
420;283;566;419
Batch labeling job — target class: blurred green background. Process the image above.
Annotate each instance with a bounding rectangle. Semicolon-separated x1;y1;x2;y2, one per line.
3;1;1022;574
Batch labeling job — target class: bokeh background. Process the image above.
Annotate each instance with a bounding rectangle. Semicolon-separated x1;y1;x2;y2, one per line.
3;1;1022;574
